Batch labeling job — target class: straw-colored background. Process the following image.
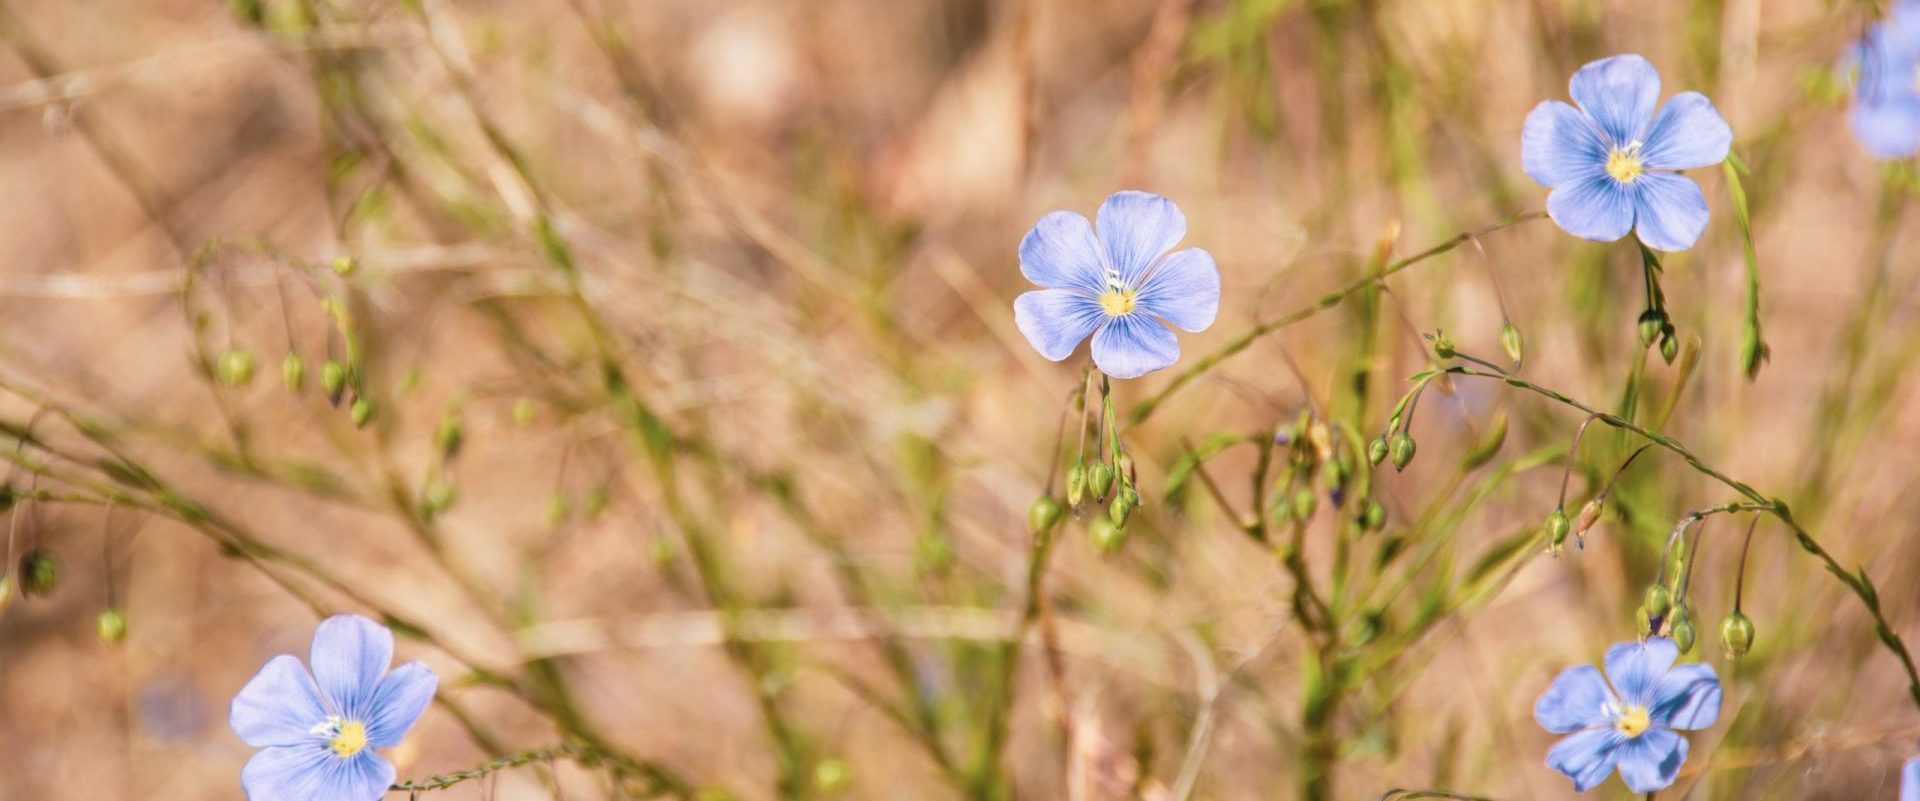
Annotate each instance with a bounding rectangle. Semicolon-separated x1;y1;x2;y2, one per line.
0;1;1915;800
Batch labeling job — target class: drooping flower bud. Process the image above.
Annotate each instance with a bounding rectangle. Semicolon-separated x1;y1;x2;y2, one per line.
1292;486;1317;523
1029;496;1064;534
1643;583;1672;622
282;353;306;393
1110;487;1140;527
1500;322;1524;365
1669;604;1696;654
350;397;374;428
1087;462;1114;501
97;607;128;644
1363;499;1387;531
1431;330;1456;360
1066;463;1087;506
1546;506;1570;552
19;549;57;597
1638;310;1665;346
1659;325;1679;364
1720;612;1754;658
218;349;256;387
321;361;348;406
1388;433;1416;471
1368;437;1389;467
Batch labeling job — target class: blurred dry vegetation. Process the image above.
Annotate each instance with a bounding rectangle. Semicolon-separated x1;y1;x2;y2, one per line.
0;0;1917;800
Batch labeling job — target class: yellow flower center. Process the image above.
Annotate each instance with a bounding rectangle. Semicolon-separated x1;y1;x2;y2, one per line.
329;720;368;757
1606;149;1645;183
1099;286;1137;317
1614;705;1652;738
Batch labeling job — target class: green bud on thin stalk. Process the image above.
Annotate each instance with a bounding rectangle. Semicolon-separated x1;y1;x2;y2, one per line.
1388;433;1416;471
20;549;58;598
1368;438;1389;467
350;398;375;428
1721;612;1754;658
1644;583;1672;621
282;353;306;393
1546;506;1570;552
1660;326;1679;364
1362;499;1387;531
97;608;128;644
1638;309;1665;347
218;349;256;387
321;361;348;406
1669;605;1696;654
1087;462;1114;502
1500;322;1524;366
1066;462;1087;506
1029;496;1064;534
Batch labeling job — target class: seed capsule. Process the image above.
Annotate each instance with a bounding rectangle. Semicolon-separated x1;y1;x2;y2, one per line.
282;353;306;392
1638;310;1665;346
1659;326;1679;364
218;349;256;387
1546;506;1570;551
1388;433;1416;471
1363;499;1387;531
97;608;128;644
1432;331;1456;359
1087;462;1114;501
1500;322;1524;365
1066;463;1087;506
19;549;57;598
1029;496;1064;534
1669;605;1696;653
350;398;374;428
1644;583;1672;621
321;361;348;406
1720;612;1754;658
1368;438;1389;467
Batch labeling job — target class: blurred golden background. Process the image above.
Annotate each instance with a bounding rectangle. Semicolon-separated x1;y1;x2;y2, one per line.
0;1;1916;800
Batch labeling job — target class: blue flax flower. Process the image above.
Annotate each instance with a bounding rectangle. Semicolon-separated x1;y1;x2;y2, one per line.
1850;0;1920;159
1014;191;1220;379
1903;752;1920;801
1534;637;1721;793
230;614;438;801
1522;54;1732;252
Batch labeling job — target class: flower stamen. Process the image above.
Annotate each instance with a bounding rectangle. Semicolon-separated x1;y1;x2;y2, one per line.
312;716;369;757
1614;704;1652;738
1606;145;1646;183
1099;286;1137;316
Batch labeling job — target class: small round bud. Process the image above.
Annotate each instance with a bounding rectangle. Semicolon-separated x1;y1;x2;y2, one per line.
1109;487;1139;527
511;398;537;425
282;353;306;393
1363;499;1387;531
1668;604;1696;653
19;549;58;598
1636;605;1655;638
1292;487;1318;523
97;607;128;645
1368;438;1389;467
1388;433;1416;471
1089;516;1127;553
1659;326;1679;364
1638;310;1665;346
331;255;356;275
1066;463;1087;506
813;758;852;794
1029;496;1064;534
1720;612;1754;658
1643;583;1672;621
321;361;348;406
1431;331;1456;360
350;397;374;428
1546;506;1570;549
217;349;256;387
1500;322;1524;365
1087;462;1114;501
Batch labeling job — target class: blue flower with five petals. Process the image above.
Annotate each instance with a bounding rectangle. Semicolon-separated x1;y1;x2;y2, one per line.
1013;191;1220;379
1534;637;1721;793
230;614;438;801
1849;0;1920;159
1522;54;1733;252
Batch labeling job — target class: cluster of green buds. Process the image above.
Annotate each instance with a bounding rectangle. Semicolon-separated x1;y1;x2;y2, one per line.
1371;377;1431;474
1639;309;1680;364
1270;412;1383;534
1065;450;1138;553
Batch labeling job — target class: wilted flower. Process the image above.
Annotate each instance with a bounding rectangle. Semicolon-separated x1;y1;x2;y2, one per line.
230;614;437;801
1534;637;1720;793
1849;0;1920;159
1522;54;1732;252
1013;191;1220;379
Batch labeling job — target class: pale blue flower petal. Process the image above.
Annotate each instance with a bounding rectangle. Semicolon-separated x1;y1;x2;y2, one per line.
1535;665;1616;733
242;745;395;801
1570;54;1661;146
1091;315;1180;379
1547;727;1625;793
1901;755;1920;801
1097;191;1186;285
1632;173;1711;252
1615;727;1687;793
1020;210;1108;294
1604;638;1679;706
1014;289;1105;361
1641;92;1733;170
1546;173;1635;243
309;614;393;721
1650;662;1721;730
364;662;438;748
1852;96;1920;160
1135;248;1219;332
1522;100;1609;187
231;655;329;748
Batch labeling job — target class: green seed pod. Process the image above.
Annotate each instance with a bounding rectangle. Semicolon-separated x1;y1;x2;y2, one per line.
1671;614;1697;654
1636;605;1655;638
1500;322;1524;365
1546;506;1570;551
331;255;356;276
97;607;128;645
1368;437;1389;467
1638;310;1665;346
813;758;852;794
423;481;456;516
1087;462;1114;501
321;361;348;406
1741;326;1769;380
1643;583;1673;621
1659;326;1679;364
1066;463;1087;506
350;397;374;428
1108;491;1133;527
218;349;256;387
511;398;537;425
1089;515;1127;553
1432;331;1456;359
1388;433;1416;471
435;413;464;459
19;549;57;598
1029;496;1064;534
281;353;306;392
1720;612;1755;658
1292;486;1318;523
1363;499;1387;531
